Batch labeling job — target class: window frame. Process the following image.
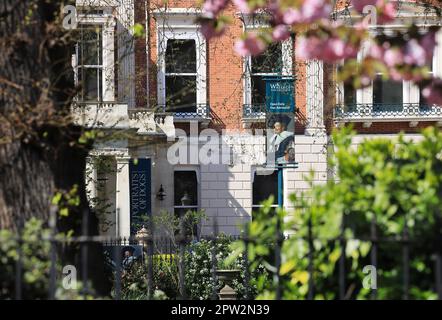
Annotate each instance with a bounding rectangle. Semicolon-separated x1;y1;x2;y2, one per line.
74;12;116;103
155;10;207;117
242;14;293;107
164;39;198;111
338;28;442;110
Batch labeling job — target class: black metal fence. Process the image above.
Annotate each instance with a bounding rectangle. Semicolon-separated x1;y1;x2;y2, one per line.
8;209;442;300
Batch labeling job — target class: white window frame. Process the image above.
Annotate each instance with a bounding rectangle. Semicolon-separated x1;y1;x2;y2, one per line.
335;3;442;123
241;13;293;107
154;9;207;116
74;12;116;102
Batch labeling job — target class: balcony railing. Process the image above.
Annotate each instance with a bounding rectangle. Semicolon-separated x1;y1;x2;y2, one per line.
156;104;210;121
243;104;266;120
334;103;442;123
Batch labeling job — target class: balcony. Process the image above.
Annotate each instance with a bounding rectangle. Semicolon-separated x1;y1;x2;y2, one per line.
156;104;210;125
334;103;442;127
71;102;175;137
242;104;266;128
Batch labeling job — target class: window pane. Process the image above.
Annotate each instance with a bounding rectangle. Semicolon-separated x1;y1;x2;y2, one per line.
79;25;102;65
80;67;102;101
253;170;278;205
166;75;197;112
174;171;198;206
166;39;196;73
373;75;403;107
252;43;282;74
251;75;266;105
344;82;356;106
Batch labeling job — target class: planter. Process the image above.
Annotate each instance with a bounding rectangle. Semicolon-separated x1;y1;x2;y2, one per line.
216;269;240;300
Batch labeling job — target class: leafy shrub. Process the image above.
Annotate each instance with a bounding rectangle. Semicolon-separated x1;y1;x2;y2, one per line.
185;235;268;300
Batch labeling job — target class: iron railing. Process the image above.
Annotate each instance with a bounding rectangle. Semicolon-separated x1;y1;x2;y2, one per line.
335;103;442;121
6;209;442;300
243;104;266;120
155;104;211;119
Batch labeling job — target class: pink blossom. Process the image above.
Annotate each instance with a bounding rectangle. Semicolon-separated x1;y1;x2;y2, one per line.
296;35;357;62
203;0;228;15
234;33;266;56
232;0;251;13
282;0;331;25
383;47;404;67
369;43;384;60
323;38;346;61
378;1;396;23
272;25;291;41
302;0;332;22
282;8;302;25
420;31;437;60
422;78;442;105
295;36;323;60
403;39;426;66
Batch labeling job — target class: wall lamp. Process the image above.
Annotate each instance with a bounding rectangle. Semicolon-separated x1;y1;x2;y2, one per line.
156;184;166;201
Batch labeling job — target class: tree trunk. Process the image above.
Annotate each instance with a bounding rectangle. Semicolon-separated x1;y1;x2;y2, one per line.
0;0;110;296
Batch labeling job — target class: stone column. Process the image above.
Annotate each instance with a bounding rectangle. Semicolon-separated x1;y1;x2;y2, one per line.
305;60;326;136
85;156;97;209
116;156;131;238
103;19;116;101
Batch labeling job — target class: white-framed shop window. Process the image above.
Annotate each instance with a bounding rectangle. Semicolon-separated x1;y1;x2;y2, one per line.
155;9;207;114
73;12;115;102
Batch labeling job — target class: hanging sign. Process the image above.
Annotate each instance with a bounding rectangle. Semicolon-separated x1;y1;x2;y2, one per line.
265;76;296;165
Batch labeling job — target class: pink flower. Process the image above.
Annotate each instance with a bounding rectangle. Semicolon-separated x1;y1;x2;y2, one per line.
302;0;332;21
296;36;323;60
323;38;346;61
283;8;302;24
296;35;357;62
272;25;291;41
369;43;384;59
378;1;396;23
422;78;442;105
232;0;251;13
234;33;266;56
203;0;228;15
383;47;403;67
404;39;426;66
420;31;437;60
282;0;331;25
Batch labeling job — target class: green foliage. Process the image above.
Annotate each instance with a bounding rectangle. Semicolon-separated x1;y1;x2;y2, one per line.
0;218;52;299
113;256;171;300
230;126;442;299
185;235;268;300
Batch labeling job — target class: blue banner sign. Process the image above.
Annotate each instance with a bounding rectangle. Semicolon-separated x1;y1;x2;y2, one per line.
265;76;295;113
129;158;151;234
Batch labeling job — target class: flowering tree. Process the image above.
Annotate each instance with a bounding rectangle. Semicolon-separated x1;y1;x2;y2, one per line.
198;0;442;104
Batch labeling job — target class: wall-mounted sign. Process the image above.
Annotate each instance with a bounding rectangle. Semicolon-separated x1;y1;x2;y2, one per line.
265;76;296;165
129;158;151;234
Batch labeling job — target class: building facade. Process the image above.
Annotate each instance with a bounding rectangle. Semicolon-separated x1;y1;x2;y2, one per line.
72;0;442;237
